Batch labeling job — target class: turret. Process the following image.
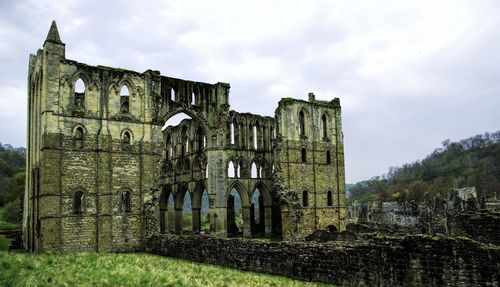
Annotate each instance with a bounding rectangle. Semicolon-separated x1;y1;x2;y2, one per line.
43;20;65;58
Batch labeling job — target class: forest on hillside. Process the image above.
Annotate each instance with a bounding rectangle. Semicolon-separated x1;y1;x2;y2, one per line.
349;131;500;203
0;143;25;227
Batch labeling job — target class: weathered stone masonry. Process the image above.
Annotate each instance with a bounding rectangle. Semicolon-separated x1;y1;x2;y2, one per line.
147;234;500;287
24;21;346;251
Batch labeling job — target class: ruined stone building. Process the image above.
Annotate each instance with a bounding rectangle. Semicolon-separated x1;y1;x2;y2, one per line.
23;21;346;251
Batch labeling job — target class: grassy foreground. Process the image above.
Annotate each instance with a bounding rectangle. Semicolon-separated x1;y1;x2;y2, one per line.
0;251;333;287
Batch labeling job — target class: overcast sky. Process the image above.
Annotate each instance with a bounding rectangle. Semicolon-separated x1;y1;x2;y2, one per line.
0;0;499;183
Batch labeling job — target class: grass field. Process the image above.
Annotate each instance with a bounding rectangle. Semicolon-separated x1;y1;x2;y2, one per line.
0;251;333;287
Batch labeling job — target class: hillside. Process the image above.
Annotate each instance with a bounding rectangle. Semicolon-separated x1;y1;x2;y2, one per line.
349;131;500;203
0;143;25;227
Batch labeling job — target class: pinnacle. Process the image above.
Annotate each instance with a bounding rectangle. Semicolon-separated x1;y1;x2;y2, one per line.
45;20;63;44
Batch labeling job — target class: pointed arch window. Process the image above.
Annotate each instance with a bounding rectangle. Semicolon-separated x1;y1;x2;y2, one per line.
301;147;307;162
120;85;130;114
327;190;333;206
181;126;188;157
230;122;235;145
326;150;331;165
73;191;84;214
122;131;131;150
228;161;236;178
171;88;176;102
196;127;204;152
302;190;309;207
322;113;328;139
299;110;305;137
251;162;258;178
74;126;84;149
122;190;131;213
253;124;258;150
74;78;85;110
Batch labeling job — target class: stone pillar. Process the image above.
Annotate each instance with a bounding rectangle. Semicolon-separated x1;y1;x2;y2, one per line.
216;207;227;237
175;208;183;234
192;208;201;232
250;204;256;235
242;206;251;238
264;206;272;237
159;209;166;233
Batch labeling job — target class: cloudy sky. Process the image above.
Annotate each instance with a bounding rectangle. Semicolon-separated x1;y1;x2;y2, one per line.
0;0;499;183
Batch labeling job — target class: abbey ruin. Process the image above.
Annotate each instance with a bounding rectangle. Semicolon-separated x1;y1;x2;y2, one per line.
23;21;346;252
20;22;500;286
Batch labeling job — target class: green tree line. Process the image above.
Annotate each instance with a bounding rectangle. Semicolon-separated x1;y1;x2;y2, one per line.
349;131;500;203
0;143;25;226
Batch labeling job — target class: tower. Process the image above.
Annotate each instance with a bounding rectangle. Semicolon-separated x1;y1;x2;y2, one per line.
24;21;163;251
274;93;346;239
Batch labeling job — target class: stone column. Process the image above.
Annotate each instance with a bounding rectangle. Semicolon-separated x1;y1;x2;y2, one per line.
192;207;201;232
264;206;272;237
242;206;251;237
175;208;183;234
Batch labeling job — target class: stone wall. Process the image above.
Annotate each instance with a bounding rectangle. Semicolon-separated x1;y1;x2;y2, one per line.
146;234;500;287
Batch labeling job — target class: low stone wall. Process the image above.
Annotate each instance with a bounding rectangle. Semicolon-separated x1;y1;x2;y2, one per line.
146;234;500;287
450;210;500;245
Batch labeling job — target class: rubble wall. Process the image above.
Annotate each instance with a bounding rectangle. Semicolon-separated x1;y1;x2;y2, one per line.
147;234;500;287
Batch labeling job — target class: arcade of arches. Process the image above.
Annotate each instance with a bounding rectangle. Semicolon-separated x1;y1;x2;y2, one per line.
155;89;347;239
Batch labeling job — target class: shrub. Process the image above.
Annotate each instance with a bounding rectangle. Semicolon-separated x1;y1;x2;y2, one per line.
0;235;8;251
2;199;21;225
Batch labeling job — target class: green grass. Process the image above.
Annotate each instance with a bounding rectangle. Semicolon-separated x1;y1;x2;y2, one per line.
0;251;334;287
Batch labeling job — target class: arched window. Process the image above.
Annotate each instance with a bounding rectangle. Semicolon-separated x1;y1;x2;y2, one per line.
251;162;258;178
123;131;131;145
322;113;327;138
327;190;333;206
230;122;235;145
74;78;85;110
299;110;305;137
301;147;307;162
122;190;131;213
191;91;196;105
120;85;130;114
255;121;261;149
326;150;331;165
253;125;258;150
228;161;235;178
181;126;188;157
302;190;308;207
171;88;176;101
196;127;204;152
74;127;84;149
73;191;84;214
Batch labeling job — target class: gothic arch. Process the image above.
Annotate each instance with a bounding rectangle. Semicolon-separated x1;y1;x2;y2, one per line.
250;182;272;207
120;129;134;143
191;181;207;210
174;185;191;210
163;108;210;134
298;107;310;138
116;77;136;97
224;180;250;208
